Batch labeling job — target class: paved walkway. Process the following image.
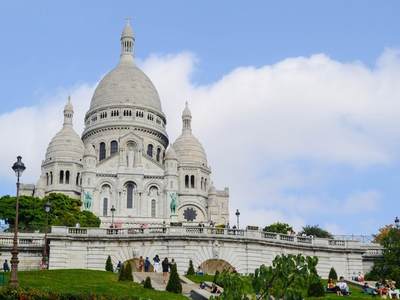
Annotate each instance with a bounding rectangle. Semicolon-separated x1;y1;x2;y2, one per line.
132;272;200;298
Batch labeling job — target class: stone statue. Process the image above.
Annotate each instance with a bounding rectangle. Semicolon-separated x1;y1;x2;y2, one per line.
83;191;93;210
169;192;178;214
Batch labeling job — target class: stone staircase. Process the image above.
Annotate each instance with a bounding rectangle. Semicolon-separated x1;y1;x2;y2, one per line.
132;272;205;299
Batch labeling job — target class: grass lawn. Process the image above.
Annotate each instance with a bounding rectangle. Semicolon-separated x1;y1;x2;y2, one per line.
1;269;186;300
185;275;374;299
185;274;215;283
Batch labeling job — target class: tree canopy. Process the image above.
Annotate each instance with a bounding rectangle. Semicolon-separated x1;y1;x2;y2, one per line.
251;254;323;300
299;225;333;238
367;226;400;287
0;193;100;231
263;222;293;234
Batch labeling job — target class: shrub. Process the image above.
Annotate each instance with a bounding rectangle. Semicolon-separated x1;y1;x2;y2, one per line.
123;261;133;281
213;270;220;283
300;225;333;238
166;264;182;293
118;262;133;281
143;276;153;289
187;260;195;275
307;279;325;297
105;255;113;272
263;222;293;234
328;267;338;280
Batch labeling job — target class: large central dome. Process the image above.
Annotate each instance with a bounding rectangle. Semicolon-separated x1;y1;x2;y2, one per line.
88;21;162;113
89;60;162;112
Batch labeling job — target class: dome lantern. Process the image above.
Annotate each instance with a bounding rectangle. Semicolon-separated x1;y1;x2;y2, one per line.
120;18;135;63
63;96;74;127
182;101;192;134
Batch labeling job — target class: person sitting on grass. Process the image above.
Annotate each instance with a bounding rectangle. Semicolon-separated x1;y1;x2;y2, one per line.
336;276;350;296
327;278;340;293
389;281;400;299
362;282;378;295
376;280;389;298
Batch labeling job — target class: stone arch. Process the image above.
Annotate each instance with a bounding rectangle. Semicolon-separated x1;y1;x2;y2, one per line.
199;259;236;275
144;181;162;195
178;203;207;222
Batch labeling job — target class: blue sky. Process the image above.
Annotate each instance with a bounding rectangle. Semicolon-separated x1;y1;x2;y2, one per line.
1;1;400;234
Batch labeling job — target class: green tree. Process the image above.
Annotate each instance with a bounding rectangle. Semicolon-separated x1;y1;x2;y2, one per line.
166;264;182;294
211;271;249;300
367;226;400;286
328;267;338;280
263;222;293;234
0;193;100;231
143;276;153;289
251;254;322;300
213;270;220;284
300;225;333;238
187;260;195;275
123;261;133;281
105;255;113;272
118;263;126;281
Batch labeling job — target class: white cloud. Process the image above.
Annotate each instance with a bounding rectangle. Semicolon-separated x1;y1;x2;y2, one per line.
2;49;400;233
343;190;380;214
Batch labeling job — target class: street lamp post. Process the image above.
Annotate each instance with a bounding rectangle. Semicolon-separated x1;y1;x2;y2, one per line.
395;216;400;229
235;209;240;229
42;201;51;269
10;156;26;288
110;205;116;228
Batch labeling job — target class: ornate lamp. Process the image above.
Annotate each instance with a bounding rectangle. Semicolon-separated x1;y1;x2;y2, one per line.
235;209;241;229
10;156;26;287
42;200;51;268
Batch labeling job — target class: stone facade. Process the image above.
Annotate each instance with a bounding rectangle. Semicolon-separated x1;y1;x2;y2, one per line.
31;21;229;227
47;226;382;278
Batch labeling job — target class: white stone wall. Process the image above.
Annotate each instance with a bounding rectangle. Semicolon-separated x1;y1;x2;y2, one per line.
47;227;379;279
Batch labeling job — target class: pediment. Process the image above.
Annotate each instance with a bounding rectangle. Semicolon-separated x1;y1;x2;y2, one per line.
119;131;144;151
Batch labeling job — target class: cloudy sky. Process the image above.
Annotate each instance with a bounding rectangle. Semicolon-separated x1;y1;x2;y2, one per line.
1;1;400;234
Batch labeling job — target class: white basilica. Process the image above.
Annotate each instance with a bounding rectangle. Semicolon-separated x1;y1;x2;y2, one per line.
30;22;229;227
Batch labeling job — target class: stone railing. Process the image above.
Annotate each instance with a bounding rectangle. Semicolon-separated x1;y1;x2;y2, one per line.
0;233;44;248
49;226;377;250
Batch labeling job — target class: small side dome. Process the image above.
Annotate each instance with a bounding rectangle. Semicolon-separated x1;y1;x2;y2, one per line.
173;134;207;166
45;97;84;163
84;143;96;157
173;102;208;166
45;127;84;162
165;146;178;160
208;182;217;195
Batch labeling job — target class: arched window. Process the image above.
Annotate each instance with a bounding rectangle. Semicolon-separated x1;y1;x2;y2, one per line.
65;171;70;184
103;198;108;217
147;144;153;157
99;142;106;160
204;179;207;191
76;173;80;186
185;175;189;188
110;140;118;155
151;199;156;218
191;175;195;188
50;172;53;185
201;177;204;190
126;182;135;209
156;148;161;162
59;170;64;184
46;173;49;186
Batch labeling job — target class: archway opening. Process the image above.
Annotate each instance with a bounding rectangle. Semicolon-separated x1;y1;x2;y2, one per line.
199;259;236;275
